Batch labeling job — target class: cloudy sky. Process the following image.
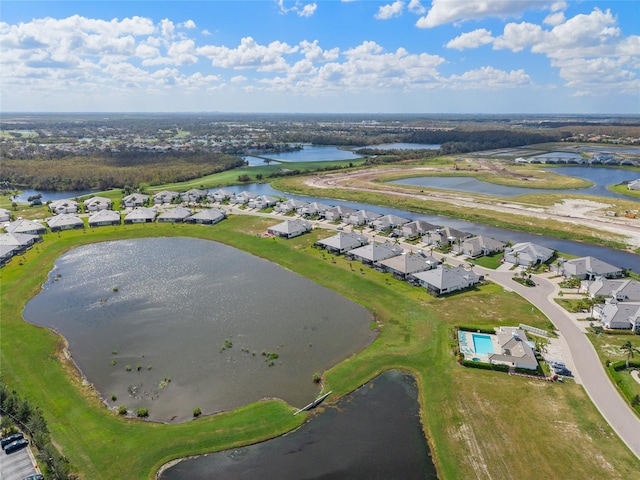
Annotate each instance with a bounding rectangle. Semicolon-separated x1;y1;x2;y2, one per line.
1;1;639;114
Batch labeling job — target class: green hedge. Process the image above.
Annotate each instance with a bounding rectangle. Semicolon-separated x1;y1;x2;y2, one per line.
610;360;640;372
461;360;510;372
458;326;495;335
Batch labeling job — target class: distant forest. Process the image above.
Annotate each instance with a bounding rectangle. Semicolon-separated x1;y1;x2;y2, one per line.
1;151;244;191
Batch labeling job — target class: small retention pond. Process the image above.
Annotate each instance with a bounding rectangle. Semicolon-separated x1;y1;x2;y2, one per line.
159;370;438;480
23;237;376;422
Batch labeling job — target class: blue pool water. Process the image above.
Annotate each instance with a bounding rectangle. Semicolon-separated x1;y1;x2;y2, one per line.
472;334;495;355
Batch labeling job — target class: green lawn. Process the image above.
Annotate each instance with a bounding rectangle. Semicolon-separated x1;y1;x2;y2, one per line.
2;217;639;479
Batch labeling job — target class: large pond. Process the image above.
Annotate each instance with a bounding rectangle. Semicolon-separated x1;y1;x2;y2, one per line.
23;238;376;422
388;166;640;202
160;370;438;480
364;142;441;150
261;145;362;163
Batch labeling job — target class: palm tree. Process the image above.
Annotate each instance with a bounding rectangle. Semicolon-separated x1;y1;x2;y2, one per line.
620;340;640;369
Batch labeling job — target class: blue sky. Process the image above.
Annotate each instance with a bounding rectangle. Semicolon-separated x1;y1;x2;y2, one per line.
1;1;639;113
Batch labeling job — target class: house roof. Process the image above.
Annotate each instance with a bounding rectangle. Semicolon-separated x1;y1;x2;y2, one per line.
0;232;38;247
122;193;149;203
402;220;440;234
586;278;640;302
5;218;46;234
84;196;113;207
562;256;622;277
89;209;121;222
412;265;481;290
490;327;538;367
348;241;402;262
210;189;234;198
325;205;357;217
49;198;78;210
153;190;179;201
316;232;368;251
47;214;84;229
268;219;312;235
377;252;437;274
124;207;156;220
188;208;225;222
598;302;640;328
158;207;192;220
506;242;554;263
462;235;506;252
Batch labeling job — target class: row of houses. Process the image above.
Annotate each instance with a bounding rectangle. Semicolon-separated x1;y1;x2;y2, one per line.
581;275;640;333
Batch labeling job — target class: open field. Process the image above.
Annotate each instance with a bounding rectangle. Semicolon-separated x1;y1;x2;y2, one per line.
2;217;640;479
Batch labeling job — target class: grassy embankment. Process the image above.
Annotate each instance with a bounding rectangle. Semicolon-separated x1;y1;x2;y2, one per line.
2;216;640;479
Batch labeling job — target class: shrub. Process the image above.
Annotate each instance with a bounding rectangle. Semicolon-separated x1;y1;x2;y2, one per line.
193;407;202;418
136;408;149;418
117;406;127;415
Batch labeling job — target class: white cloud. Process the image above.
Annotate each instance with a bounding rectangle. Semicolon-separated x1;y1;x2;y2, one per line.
299;3;317;17
181;20;196;29
446;29;493;50
276;1;318;17
160;18;175;38
543;11;565;26
197;37;298;71
375;1;404;20
416;0;558;29
408;0;426;15
231;75;247;83
448;66;531;89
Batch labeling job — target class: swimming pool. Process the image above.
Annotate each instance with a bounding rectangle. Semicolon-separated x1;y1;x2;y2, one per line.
472;334;495;355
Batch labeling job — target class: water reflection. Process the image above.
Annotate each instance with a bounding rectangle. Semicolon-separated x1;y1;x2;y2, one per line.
160;370;438;480
23;238;375;422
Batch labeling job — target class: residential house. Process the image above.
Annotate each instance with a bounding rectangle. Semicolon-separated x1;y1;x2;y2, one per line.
402;220;440;239
0;208;11;222
411;265;482;296
209;189;234;202
157;207;192;223
488;327;539;371
186;208;226;225
628;179;640;190
181;189;208;203
455;235;506;258
0;245;17;266
371;214;411;232
298;202;333;218
557;256;623;280
0;232;40;255
123;207;156;224
47;214;84;232
267;219;312;239
324;205;357;222
346;209;382;226
122;193;149;208
4;219;46;235
423;227;472;248
229;191;258;205
503;242;554;266
347;241;403;266
377;251;439;280
594;300;640;332
88;209;121;227
274;199;308;214
315;232;368;255
153;190;180;205
48;199;79;215
248;195;279;210
84;196;113;212
582;278;640;302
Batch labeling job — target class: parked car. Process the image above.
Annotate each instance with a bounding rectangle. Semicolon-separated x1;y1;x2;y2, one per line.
4;437;28;454
554;367;572;377
1;432;24;449
550;361;566;370
24;475;45;480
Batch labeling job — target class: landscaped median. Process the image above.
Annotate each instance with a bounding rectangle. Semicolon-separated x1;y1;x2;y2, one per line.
2;217;640;479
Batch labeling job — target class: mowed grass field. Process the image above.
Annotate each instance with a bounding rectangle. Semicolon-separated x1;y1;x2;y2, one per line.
1;216;639;479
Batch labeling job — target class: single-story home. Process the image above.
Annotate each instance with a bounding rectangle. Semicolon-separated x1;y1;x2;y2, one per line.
84;196;113;212
371;214;411;232
229;191;258;205
248;195;279;210
0;232;40;255
124;207;156;224
628;179;640;190
315;232;368;255
324;205;357;222
122;193;149;208
181;189;208;203
209;189;234;202
47;214;84;232
582;278;640;302
88;209;121;227
153;190;180;205
557;256;623;280
48;199;79;215
186;208;226;225
377;251;439;280
267;219;313;238
347;241;403;266
0;244;17;266
594;300;640;332
0;208;12;222
157;207;192;223
4;218;47;235
488;327;539;370
401;220;440;239
411;265;483;296
503;242;554;266
423;227;472;248
454;235;506;258
274;199;309;214
346;209;382;226
298;201;333;218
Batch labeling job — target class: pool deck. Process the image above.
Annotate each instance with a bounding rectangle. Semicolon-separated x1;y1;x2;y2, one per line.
458;330;500;363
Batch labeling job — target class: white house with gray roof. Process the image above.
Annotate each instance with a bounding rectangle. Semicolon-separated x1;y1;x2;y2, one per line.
377;251;439;280
0;232;40;255
299;201;333;217
124;207;156;224
411;265;482;296
504;242;554;266
248;195;279;210
89;209;121;227
153;190;180;205
84;196;113;212
268;219;312;238
347;241;403;265
315;232;368;254
347;209;382;226
47;214;84;231
210;189;234;202
488;327;539;370
229;191;258;205
594;300;640;332
274;198;308;214
628;179;640;190
0;208;11;223
402;220;440;239
122;193;149;208
423;227;472;248
582;278;640;302
48;199;79;215
186;208;226;225
557;256;623;280
324;205;357;222
454;235;506;258
158;207;192;223
5;218;46;235
371;214;411;232
181;189;208;203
